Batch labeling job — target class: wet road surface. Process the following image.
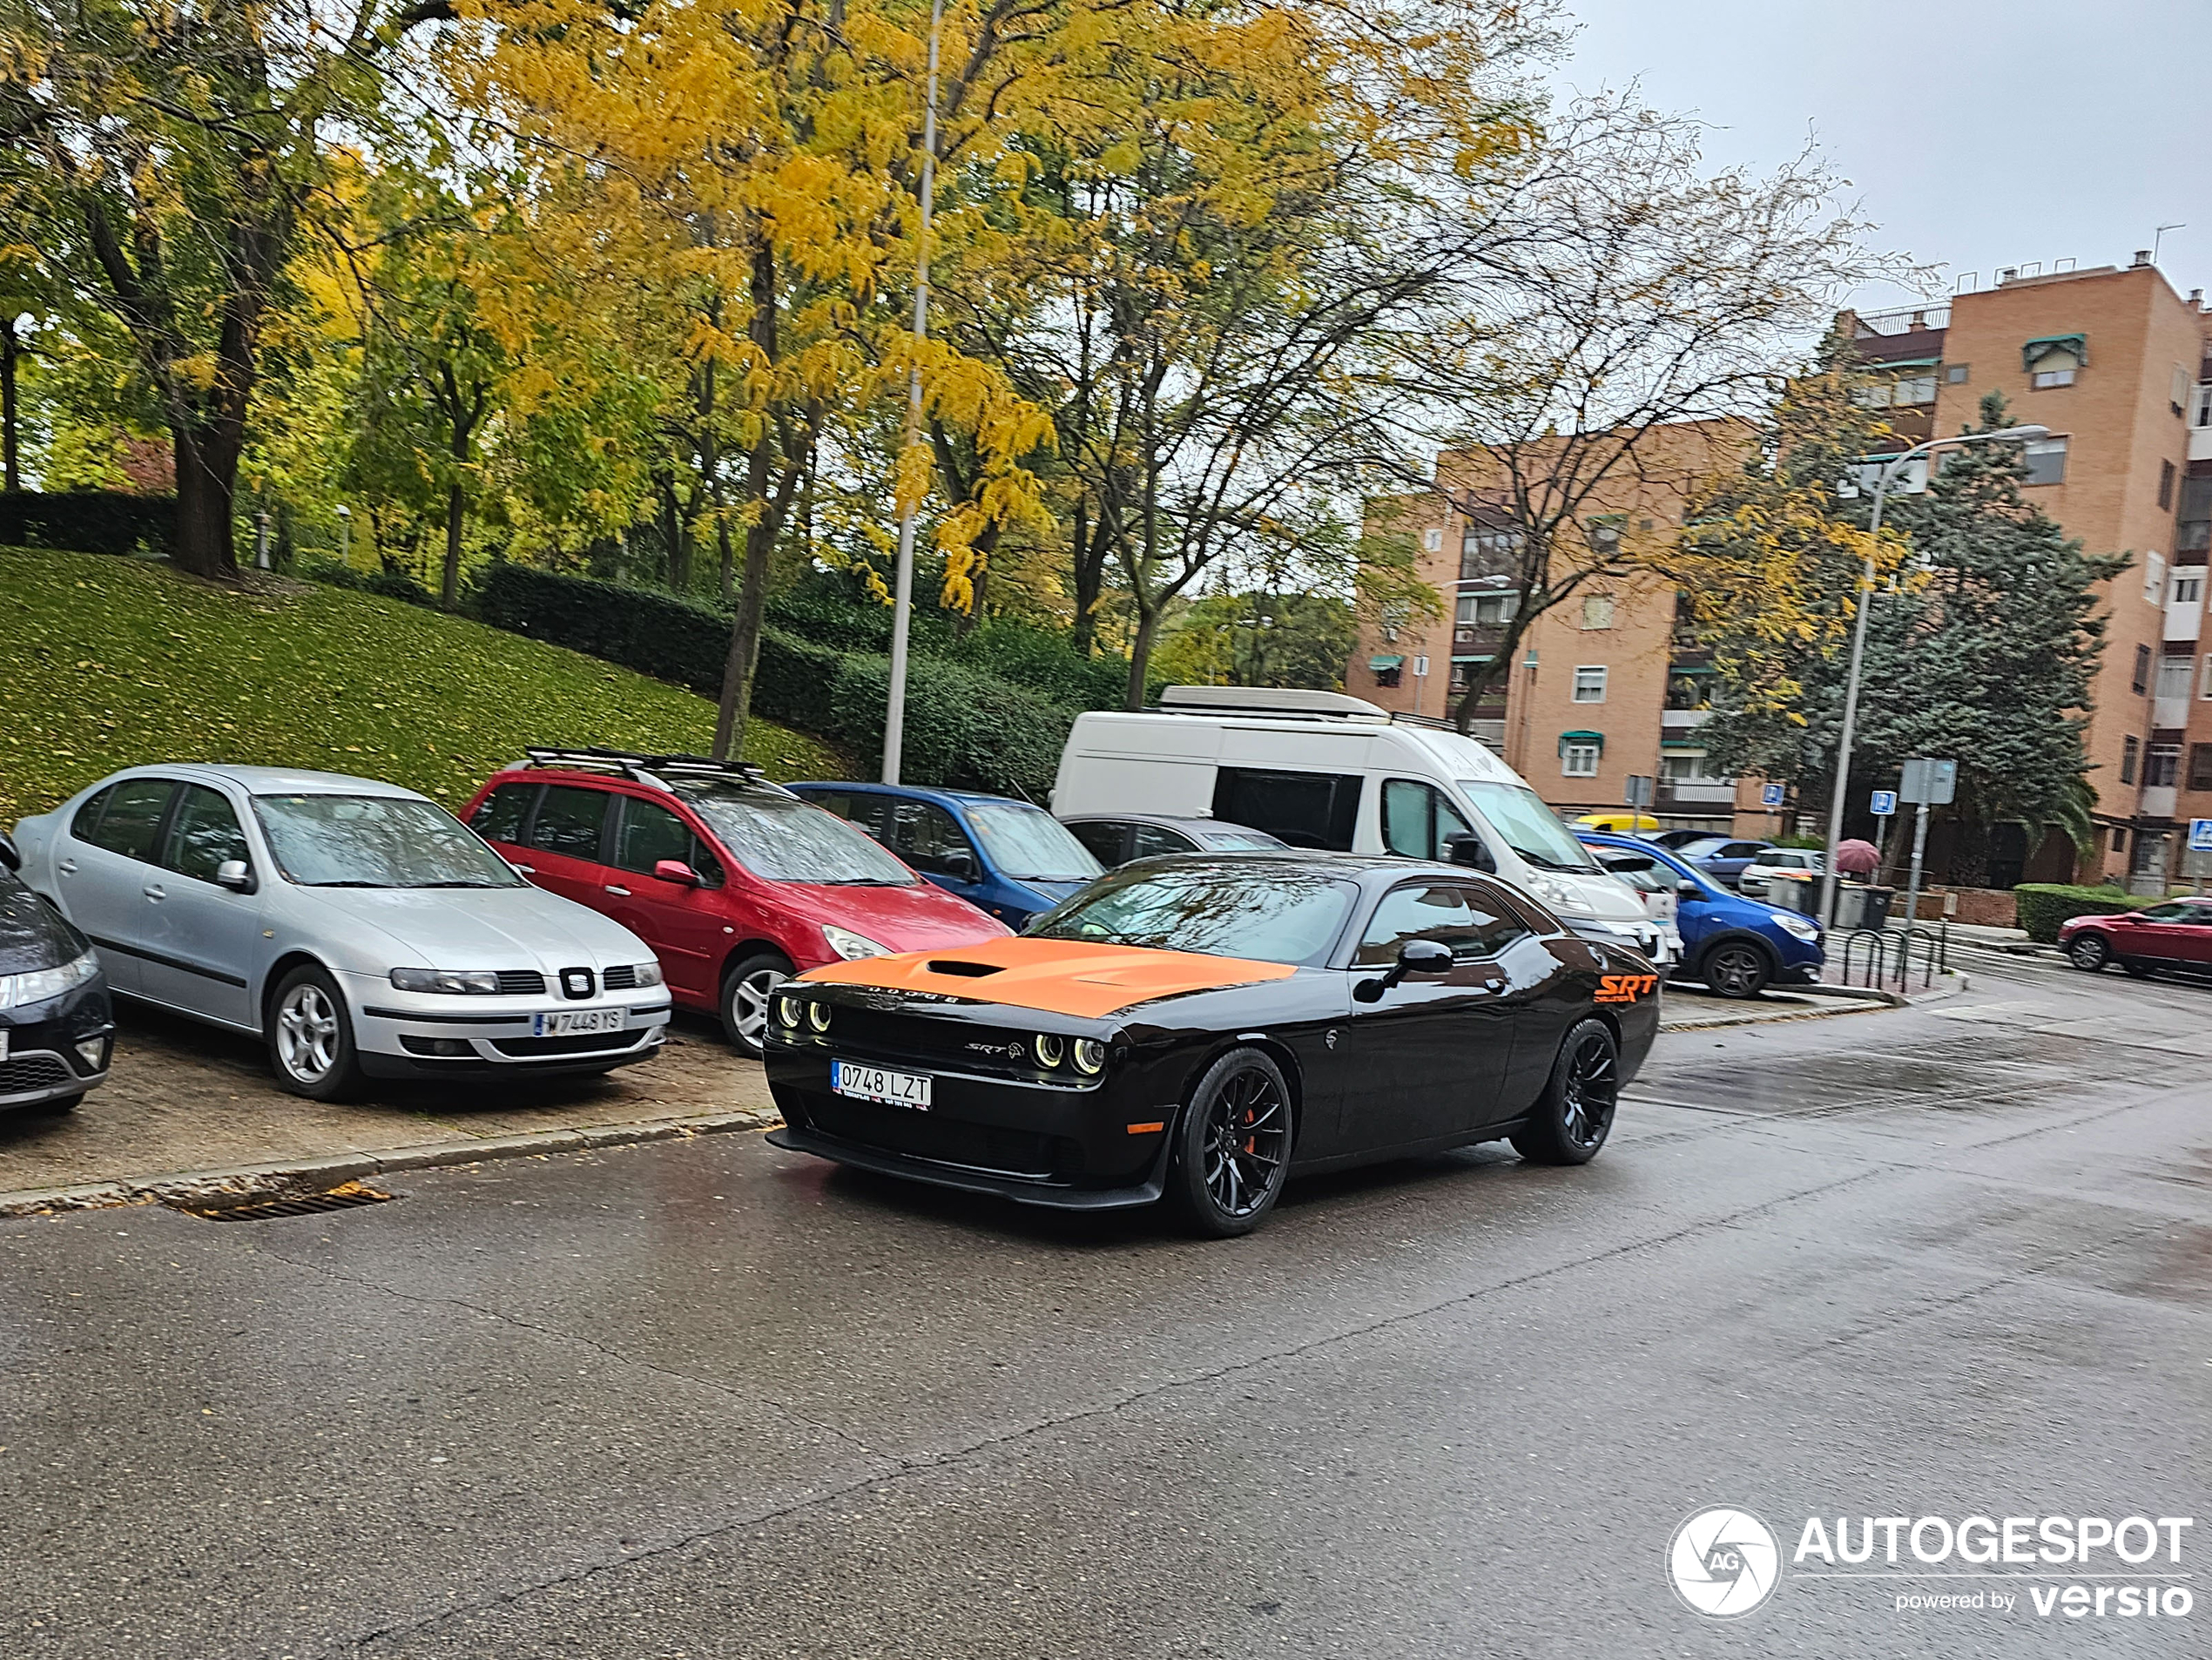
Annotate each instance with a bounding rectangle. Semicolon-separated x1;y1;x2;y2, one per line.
3;959;2208;1657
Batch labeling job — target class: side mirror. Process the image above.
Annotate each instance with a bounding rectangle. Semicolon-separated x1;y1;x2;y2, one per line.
214;859;255;893
936;849;977;881
652;859;702;887
1676;880;1704;901
1598;852;1655;874
1445;833;1495;874
0;830;18;873
1354;937;1454;1002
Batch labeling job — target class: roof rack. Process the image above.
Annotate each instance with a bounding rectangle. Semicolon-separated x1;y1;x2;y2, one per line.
1155;685;1392;722
510;746;786;794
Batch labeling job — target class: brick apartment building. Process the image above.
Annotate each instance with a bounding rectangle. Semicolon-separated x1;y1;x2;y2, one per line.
1351;256;2212;891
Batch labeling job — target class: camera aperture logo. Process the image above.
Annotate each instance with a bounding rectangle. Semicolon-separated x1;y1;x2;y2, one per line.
1669;1507;1781;1617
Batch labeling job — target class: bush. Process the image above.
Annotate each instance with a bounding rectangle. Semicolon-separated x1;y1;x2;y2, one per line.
476;562;1078;796
0;489;175;557
2013;882;2152;944
298;558;439;609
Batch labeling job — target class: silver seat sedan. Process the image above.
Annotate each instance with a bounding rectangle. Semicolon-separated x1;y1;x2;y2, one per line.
11;766;671;1100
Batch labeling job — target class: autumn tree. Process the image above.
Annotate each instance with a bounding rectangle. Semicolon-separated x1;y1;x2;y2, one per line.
0;0;447;577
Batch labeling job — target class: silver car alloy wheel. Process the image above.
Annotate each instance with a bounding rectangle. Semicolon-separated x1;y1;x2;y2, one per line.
276;982;341;1083
732;968;787;1049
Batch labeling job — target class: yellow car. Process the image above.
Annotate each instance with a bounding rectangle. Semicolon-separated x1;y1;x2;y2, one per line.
1574;811;1661;834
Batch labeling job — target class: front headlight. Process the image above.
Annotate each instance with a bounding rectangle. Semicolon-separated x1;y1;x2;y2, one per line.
775;992;806;1029
822;924;891;962
1774;914;1821;942
0;948;101;1010
1034;1032;1066;1069
1072;1037;1107;1076
632;960;664;987
1532;878;1597;916
389;968;502;995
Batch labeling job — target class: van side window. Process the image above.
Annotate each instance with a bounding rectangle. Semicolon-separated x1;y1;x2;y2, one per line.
1380;779;1474;860
1213;767;1362;851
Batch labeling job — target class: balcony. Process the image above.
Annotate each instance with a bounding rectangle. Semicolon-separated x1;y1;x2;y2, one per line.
2141;786;2177;820
1453;623;1508;657
2166;604;2202;644
2155;695;2191;732
1658;781;1737;809
1661;709;1712;733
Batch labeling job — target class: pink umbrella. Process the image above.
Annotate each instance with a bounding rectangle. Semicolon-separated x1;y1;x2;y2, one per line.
1835;838;1879;878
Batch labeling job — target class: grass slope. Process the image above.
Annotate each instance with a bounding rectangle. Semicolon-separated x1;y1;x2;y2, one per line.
0;546;846;823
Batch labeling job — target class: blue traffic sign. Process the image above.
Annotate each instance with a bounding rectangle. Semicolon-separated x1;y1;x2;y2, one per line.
1759;783;1786;808
2191;819;2212;853
1870;790;1898;817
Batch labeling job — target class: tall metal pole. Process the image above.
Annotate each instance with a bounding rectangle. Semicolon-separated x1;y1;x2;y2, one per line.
1902;797;1932;945
881;0;945;786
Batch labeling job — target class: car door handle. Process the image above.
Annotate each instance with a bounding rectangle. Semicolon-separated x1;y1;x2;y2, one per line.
604;884;631;896
143;883;165;901
57;858;77;875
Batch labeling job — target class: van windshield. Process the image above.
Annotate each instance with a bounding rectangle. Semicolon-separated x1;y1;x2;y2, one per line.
1457;782;1600;873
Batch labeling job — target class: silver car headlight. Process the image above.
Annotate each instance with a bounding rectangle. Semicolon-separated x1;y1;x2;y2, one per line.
631;961;664;987
1774;914;1821;942
389;968;502;995
1531;877;1597;916
822;924;891;962
0;948;101;1010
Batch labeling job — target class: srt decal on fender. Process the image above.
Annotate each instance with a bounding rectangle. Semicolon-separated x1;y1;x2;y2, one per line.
1595;974;1660;1004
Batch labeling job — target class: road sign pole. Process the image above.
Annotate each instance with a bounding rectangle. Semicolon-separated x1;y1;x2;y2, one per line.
1902;800;1932;944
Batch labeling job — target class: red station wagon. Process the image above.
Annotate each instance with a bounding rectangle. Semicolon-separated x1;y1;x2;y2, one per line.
462;750;1009;1055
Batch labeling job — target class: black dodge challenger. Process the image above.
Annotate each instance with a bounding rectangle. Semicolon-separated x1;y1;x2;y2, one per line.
765;853;1661;1236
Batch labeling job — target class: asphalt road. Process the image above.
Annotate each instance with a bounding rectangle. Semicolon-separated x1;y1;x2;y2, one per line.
3;959;2207;1658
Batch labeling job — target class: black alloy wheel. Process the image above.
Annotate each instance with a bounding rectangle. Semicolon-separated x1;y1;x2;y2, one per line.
1701;939;1772;1000
1167;1048;1292;1238
2068;934;2110;972
1512;1018;1620;1166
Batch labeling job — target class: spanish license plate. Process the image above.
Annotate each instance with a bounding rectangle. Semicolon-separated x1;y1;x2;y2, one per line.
532;1009;624;1037
832;1061;932;1110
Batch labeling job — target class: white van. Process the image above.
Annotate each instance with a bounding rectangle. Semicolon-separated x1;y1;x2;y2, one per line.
1051;685;1663;960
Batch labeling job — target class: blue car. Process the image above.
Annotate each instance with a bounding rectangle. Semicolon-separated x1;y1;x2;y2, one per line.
788;783;1104;929
1576;831;1824;999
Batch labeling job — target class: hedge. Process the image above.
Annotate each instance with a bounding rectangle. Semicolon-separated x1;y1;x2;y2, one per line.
296;557;439;608
472;561;1076;798
2013;883;2155;944
0;490;174;557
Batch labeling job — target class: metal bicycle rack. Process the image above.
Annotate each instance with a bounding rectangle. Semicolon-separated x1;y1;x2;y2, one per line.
1834;923;1949;991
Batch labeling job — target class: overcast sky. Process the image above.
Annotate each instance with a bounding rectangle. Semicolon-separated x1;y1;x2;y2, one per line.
1554;0;2212;315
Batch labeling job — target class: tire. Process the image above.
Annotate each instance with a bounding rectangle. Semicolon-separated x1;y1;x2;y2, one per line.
267;964;367;1102
1165;1048;1293;1238
2121;956;2155;980
1511;1018;1620;1166
1699;938;1773;1000
720;951;794;1058
2068;934;2110;972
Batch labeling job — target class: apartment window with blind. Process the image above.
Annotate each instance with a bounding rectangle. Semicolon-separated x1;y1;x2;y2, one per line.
2155;656;2192;701
2189;745;2212;792
2022;437;2067;486
2148;745;2182;789
1572;665;1608;703
2134;644;2152;694
2121;736;2140;785
2160;460;2177;510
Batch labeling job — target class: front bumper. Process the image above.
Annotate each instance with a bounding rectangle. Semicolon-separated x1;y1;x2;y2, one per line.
1568;916;1669;965
0;982;115;1109
344;972;671;1075
764;1048;1174;1208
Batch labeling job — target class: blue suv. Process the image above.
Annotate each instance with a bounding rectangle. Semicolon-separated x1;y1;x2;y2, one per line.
1577;830;1824;999
788;783;1104;929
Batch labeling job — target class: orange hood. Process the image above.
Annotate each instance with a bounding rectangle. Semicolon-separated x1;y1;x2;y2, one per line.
798;935;1296;1020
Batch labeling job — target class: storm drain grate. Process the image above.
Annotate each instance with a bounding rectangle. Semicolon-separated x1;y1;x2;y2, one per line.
171;1181;398;1222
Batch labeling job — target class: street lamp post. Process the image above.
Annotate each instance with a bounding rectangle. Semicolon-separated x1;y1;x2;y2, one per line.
1817;423;2048;928
880;0;945;786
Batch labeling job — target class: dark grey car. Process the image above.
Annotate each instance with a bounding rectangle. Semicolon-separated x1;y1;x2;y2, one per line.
1059;813;1287;869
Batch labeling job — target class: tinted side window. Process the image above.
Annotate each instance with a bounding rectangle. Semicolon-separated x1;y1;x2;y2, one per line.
1213;767;1362;852
612;797;716;879
162;785;249;882
82;777;176;861
470;782;537;845
529;786;610;860
1355;882;1530;967
886;800;972;875
1131;823;1197;860
1066;821;1130;866
70;786;114;846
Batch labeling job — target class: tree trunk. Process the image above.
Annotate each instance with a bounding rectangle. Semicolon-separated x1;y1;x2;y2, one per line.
1069;501;1101;657
717;516;735;604
442;479;465;611
1124;604;1159;710
1;319;19;493
172;423;241;578
712;231;784;761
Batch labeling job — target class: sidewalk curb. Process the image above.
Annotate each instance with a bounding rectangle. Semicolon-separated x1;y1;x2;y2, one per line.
0;1107;782;1219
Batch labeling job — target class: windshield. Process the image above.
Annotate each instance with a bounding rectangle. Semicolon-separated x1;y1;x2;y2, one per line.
671;780;915;885
254;795;523;888
1457;782;1600;874
1028;867;1354;966
966;801;1102;882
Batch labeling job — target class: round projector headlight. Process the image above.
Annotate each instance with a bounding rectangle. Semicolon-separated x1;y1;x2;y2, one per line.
775;993;804;1029
1071;1037;1107;1076
1034;1033;1065;1069
806;1000;833;1034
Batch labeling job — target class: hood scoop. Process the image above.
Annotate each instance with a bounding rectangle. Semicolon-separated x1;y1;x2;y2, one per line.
925;959;1004;978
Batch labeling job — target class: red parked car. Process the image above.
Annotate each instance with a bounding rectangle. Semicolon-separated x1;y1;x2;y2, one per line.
2060;900;2212;980
461;750;1008;1056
